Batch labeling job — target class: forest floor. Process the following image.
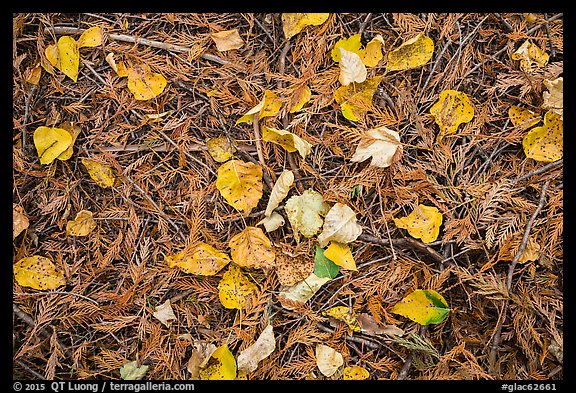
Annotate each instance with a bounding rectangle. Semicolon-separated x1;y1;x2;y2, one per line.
12;13;563;381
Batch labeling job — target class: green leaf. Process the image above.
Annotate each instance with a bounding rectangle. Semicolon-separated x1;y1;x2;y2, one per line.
314;246;340;279
391;289;450;325
119;361;149;380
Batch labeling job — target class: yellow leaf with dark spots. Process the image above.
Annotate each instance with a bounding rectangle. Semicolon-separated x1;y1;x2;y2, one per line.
512;40;549;73
361;34;385;67
386;32;434;72
522;110;562;162
343;365;370;380
45;36;80;82
391;289;450;325
81;158;116;188
206;136;236;163
322;305;361;332
394;204;443;244
33;126;73;165
508;105;541;130
199;344;237;380
215;160;263;214
429;89;475;140
282;13;330;40
165;243;231;275
77;26;103;48
66;210;97;237
14;255;66;291
217;264;258;310
229;226;275;269
126;62;167;100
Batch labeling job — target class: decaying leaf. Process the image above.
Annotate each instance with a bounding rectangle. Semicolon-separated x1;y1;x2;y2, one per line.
120;361;149;380
542;77;563;120
45;36;80;82
275;251;315;286
66;210;97;237
523;110;563;162
165;242;231;276
257;212;285;233
187;341;218;379
229;226;276;269
338;47;367;86
81;158;116;188
278;272;330;309
512;40;549;73
315;344;344;377
322;306;361;332
152;299;177;328
284;189;330;241
13;204;29;239
262;126;313;159
199;344;237;380
265;170;294;216
393;204;443;244
218;264;258;309
343;365;370;380
206;136;236;163
317;203;362;248
361;34;385;67
314;245;340;279
105;52;128;77
14;255;66;291
508;105;541;130
77;26;103;48
334;76;382;122
386;32;434;72
282;13;330;40
126;62;167;100
391;289;450;326
429;89;475;140
323;242;357;271
518;236;541;264
211;29;244;51
350;126;402;168
356;313;405;336
33;126;73;165
237;324;276;374
289;85;312;113
215;160;263;214
236;90;282;124
26;64;42;85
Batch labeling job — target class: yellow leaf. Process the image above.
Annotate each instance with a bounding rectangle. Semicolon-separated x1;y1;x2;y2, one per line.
77;26;103;48
261;126;313;159
338;47;367;86
152;299;177;328
429;89;475;140
361;34;385;67
324;242;357;271
391;289;450;325
13;204;29;239
315;344;344;377
81;158;116;188
165;242;231;275
215;160;263;214
26;64;42;85
200;344;237;380
206;136;236;163
518;236;541;264
522;110;562;162
229;226;275;269
350;126;401;168
14;255;66;291
45;36;80;82
282;13;330;40
394;204;443;244
386;32;434;72
237;324;276;374
317;203;362;248
284;189;330;240
105;52;128;77
512;40;549;73
217;264;258;309
289;85;312;113
343;365;370;380
33;126;73;165
334;76;382;122
322;306;361;332
210;29;244;51
66;210;96;237
236;90;282;124
257;212;285;233
56;121;81;161
126;62;167;100
331;34;363;62
542;77;563;120
278;272;330;309
508;105;541;130
265;169;294;216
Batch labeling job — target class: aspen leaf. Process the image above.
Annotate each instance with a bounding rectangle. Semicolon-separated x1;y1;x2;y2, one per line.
126;62;167;101
152;299;177;328
386;32;434;72
33;126;73;165
275;251;315;286
229;226;276;269
237;324;276;374
323;242;357;271
56;121;81;161
343;365;370;380
393;204;443;244
265;170;294;216
257;212;285;232
45;36;80;82
282;13;330;40
334;76;382;122
361;34;385;67
77;26;103;48
322;306;361;332
206;136;236;163
14;255;66;291
215;159;263;214
338;47;367;86
331;34;363;62
26;64;42;85
430;89;475;140
284;189;330;240
512;40;549;73
120;361;149;380
81;158;116;188
391;289;450;325
261;126;313;159
200;344;237;380
236;90;282;124
317;203;362;248
314;245;340;279
350;126;401;168
508;105;541;130
278;272;330;309
289;85;312;113
66;210;96;237
217;264;258;309
211;29;244;51
105;52;128;77
522;110;563;162
315;344;344;377
13;204;29;239
165;242;231;276
542;77;563;120
187;342;218;379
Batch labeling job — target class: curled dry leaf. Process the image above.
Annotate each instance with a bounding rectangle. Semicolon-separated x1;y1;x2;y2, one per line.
14;255;66;291
518;236;541;264
229;226;275;269
338;47;367;86
256;212;285;233
217;264;258;309
237;324;276;374
522;110;563;162
512;40;549;73
278;272;330;310
13;204;29;239
81;158;116;188
356;313;405;336
282;13;330;40
261;126;313;159
210;29;244;51
393;204;443;244
350;126;402;168
187;342;218;379
334;76;383;122
386;32;434;72
542;77;563;120
105;52;128;77
265;170;294;216
165;242;231;276
216;160;263;214
152;299;177;328
284;189;330;241
66;210;97;237
317;203;362;248
430;89;475;140
236;90;282;124
391;289;450;326
274;250;314;286
45;36;80;82
33;126;73;165
315;344;344;377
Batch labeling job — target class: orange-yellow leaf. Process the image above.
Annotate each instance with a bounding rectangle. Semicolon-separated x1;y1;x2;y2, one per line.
33;126;73;165
236;90;282;124
508;105;541;130
282;13;330;40
512;40;549;73
542;77;563;120
14;255;66;291
45;36;80;82
206;136;236;163
322;305;361;332
77;26;103;48
289;85;312;113
81;158;116;188
199;344;237;380
394;204;443;244
343;365;370;380
13;204;29;239
105;52;128;77
518;236;541;264
126;62;167;100
334;76;383;122
386;32;434;72
261;126;313;159
210;29;244;51
323;243;357;271
430;89;475;140
26;64;42;85
165;243;231;275
217;264;258;309
215;160;263;214
66;210;96;237
338;47;367;86
361;34;385;67
522;110;563;162
229;226;275;269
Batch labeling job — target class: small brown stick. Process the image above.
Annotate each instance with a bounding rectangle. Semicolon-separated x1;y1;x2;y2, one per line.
358;13;373;36
544;13;556;57
514;159;562;184
15;359;47;380
316;323;380;350
22;85;38;149
358;232;445;264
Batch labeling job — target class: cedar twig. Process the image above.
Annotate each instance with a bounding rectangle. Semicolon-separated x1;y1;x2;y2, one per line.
358;232;445;264
514;159;562;184
22;85;37;150
316;323;380;350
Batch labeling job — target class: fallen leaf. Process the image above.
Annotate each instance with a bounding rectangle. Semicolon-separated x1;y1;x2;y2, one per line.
542;77;563;120
331;34;363;62
361;34;385;67
199;344;237;380
289;85;312;113
215;159;263;214
14;255;66;291
77;26;103;48
257;212;285;233
165;242;231;276
518;236;541;264
315;344;344;377
391;289;450;325
13;204;29;239
229;226;276;269
338;47;367;86
187;342;218;379
282;13;330;40
386;32;434;72
322;306;361;332
278;272;330;309
211;29;244;51
81;158;116;188
393;204;443;244
218;264;258;309
512;40;549;73
105;52;128;77
26;64;42;85
236;90;282;124
237;324;276;373
265;170;294;216
323;242;357;271
523;110;563;162
66;210;97;237
275;251;314;286
343;365;370;380
33;126;73;165
356;313;405;336
261;126;313;159
284;189;330;241
126;62;167;101
508;105;541;130
314;245;340;279
429;89;475;140
206;136;236;163
45;36;80;82
56;121;81;161
152;299;177;328
120;361;149;380
317;203;362;248
350;126;402;168
334;76;383;122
